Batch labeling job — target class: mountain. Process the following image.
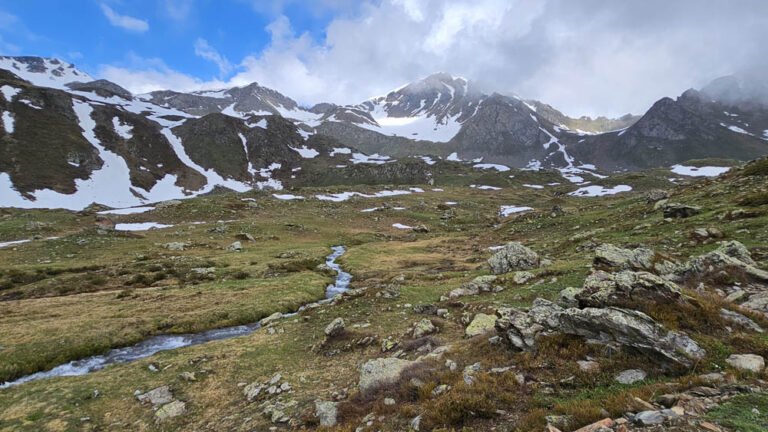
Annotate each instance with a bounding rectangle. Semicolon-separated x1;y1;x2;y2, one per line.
569;86;768;171
2;55;768;210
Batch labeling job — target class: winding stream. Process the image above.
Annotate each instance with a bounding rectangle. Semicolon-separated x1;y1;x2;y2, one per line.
0;246;351;389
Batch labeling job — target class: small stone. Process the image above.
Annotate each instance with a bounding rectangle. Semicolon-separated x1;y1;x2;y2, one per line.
577;360;600;373
384;397;396;406
615;369;646;384
633;410;664;426
726;354;765;372
179;372;196;382
227;241;243;252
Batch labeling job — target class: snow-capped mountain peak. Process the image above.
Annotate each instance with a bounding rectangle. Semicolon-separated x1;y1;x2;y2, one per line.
0;56;92;90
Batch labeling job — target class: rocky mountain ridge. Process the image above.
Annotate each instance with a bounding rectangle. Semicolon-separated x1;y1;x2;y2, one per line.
1;55;768;210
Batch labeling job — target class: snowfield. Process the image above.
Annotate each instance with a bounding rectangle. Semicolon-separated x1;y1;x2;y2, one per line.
568;185;632;197
670;165;731;177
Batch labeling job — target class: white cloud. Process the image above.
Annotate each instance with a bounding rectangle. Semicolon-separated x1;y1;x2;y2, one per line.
194;38;233;78
100;4;149;33
162;0;193;21
96;0;768;117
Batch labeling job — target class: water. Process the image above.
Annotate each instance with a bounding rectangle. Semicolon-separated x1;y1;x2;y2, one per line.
0;246;352;389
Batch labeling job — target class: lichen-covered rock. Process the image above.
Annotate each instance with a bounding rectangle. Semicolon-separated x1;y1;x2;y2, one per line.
315;400;338;427
488;242;539;274
576;270;682;307
136;386;173;405
259;312;283;326
444;275;500;299
412;318;437;338
495;298;705;366
324;317;345;337
155;400;186;420
359;358;414;396
672;241;768;282
465;313;497;337
594;244;655;271
512;271;535;284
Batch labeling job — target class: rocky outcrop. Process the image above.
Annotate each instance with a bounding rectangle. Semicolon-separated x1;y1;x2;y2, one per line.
575;270;682;307
672;241;768;282
495;299;705;366
662;203;701;219
359;358;414;396
488;242;539;275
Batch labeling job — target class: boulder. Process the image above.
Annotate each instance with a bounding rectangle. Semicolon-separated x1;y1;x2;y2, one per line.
496;299;705;366
465;313;497;337
227;241;243;252
662;203;701;218
137;386;173;405
615;369;647;384
412;225;429;233
324;317;346;337
725;354;765;373
576;270;682;307
315;400;338;427
719;308;764;333
444;275;500;300
594;244;655;271
259;312;283;326
488;242;539;274
672;241;768;282
412;318;437;338
162;242;188;251
512;271;535;284
155;400;186;420
359;358;414;396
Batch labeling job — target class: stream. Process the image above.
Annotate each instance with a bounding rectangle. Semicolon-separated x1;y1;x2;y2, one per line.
0;246;351;389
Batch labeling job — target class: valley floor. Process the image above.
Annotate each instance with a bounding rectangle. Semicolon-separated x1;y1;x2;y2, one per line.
0;161;768;431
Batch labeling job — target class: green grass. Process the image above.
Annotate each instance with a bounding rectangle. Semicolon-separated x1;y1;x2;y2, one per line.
707;393;768;431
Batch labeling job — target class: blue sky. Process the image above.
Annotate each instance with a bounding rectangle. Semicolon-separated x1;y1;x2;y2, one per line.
0;0;765;116
0;1;344;82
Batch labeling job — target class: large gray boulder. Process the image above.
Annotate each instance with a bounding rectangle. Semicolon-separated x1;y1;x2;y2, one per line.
359;358;414;396
594;244;655;271
495;299;705;366
136;386;174;405
672;241;768;282
726;354;765;373
315;400;338;427
575;270;682;307
488;242;539;274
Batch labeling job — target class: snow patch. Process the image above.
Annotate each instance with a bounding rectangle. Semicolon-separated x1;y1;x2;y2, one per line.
500;206;533;217
289;146;319;158
523;184;544;189
446;152;461;162
330;147;352;156
98;206;155;215
392;223;412;229
0;85;21;102
474;163;510;172
112;117;133;139
720;123;750;134
568;185;633;197
273;194;304;200
1;111;14;133
470;185;501;190
670;165;731;177
115;222;174;231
